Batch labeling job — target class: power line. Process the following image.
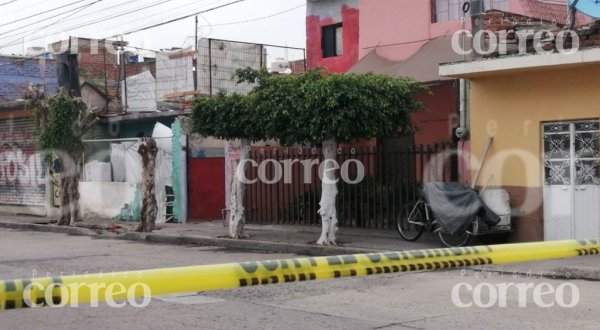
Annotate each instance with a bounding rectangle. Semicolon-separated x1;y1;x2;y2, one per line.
0;0;99;38
0;0;143;40
0;0;87;28
201;3;305;28
0;0;176;49
0;0;104;49
0;0;20;7
0;0;50;19
0;0;245;57
110;0;245;38
122;44;160;53
101;0;221;39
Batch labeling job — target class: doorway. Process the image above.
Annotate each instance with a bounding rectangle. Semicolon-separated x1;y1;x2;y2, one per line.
543;120;600;240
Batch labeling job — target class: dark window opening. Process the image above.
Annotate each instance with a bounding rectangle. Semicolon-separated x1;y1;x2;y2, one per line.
322;23;343;58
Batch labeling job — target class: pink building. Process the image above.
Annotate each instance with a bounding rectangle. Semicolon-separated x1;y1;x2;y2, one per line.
307;0;580;69
306;0;578;175
358;0;519;61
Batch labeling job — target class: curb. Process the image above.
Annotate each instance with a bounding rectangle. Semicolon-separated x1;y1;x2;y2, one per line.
0;221;98;237
3;221;600;281
125;232;380;256
0;221;379;257
476;266;600;282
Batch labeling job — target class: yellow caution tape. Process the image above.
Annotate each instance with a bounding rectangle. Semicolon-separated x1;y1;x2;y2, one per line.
1;238;599;310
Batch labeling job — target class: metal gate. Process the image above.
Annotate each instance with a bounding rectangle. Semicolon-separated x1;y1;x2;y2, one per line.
244;143;457;229
543;120;600;240
0;117;46;206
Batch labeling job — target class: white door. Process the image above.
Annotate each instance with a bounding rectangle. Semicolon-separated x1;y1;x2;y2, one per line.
543;120;600;241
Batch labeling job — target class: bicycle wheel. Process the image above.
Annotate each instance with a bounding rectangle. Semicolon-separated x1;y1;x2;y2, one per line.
397;203;425;241
437;219;478;248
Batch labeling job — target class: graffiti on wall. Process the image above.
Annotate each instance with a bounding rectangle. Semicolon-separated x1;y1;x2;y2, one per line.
0;117;46;205
0;146;44;185
0;144;46;205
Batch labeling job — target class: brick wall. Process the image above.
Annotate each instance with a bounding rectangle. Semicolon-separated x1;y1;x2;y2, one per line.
476;10;600;58
50;38;156;100
0;56;57;102
290;59;307;74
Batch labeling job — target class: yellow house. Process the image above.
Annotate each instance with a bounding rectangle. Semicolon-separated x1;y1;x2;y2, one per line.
440;48;600;242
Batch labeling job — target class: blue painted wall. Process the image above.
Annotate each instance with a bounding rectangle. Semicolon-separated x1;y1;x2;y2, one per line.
0;56;58;102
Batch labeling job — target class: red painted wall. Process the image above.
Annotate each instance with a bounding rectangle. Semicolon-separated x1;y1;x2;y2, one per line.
188;158;225;221
412;82;458;146
306;5;359;72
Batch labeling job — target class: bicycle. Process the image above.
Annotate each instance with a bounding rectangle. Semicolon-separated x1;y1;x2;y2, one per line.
397;197;479;247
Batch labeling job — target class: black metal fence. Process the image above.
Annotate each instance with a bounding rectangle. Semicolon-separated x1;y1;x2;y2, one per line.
244;143;458;229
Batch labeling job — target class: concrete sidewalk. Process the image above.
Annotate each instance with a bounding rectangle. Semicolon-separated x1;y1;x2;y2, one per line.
1;213;600;280
0;214;443;254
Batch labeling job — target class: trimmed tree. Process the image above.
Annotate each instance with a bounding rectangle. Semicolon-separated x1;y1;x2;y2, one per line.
25;87;99;226
192;93;264;238
137;138;158;232
193;69;423;244
250;70;423;245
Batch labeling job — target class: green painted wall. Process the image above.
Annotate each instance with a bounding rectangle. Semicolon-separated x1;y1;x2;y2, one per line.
172;118;184;223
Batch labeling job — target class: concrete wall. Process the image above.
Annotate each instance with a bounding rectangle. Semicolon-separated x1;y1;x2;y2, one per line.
197;39;265;95
468;64;600;241
79;182;140;220
81;84;108;113
156;49;195;100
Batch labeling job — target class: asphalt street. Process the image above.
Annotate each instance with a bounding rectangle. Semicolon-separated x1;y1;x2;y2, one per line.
0;230;599;329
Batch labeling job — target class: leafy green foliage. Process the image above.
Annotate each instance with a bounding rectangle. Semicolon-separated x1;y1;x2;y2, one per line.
38;93;86;152
192;68;424;145
37;93;83;151
25;88;95;163
234;67;269;85
192;92;265;141
303;72;424;143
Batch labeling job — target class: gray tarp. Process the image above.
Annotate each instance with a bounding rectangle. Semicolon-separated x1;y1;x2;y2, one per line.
422;182;500;236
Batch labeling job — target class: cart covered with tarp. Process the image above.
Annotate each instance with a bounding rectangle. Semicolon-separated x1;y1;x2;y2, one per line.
422;182;500;236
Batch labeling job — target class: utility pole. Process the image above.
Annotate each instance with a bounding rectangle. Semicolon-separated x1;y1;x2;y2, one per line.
194;15;198;91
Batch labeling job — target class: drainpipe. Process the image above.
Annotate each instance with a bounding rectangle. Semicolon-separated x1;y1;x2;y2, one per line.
456;0;475;141
456;79;469;140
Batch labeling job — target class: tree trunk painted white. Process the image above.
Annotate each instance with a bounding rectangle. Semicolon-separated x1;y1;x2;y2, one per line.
317;138;338;245
137;138;158;233
57;149;82;226
229;138;250;238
